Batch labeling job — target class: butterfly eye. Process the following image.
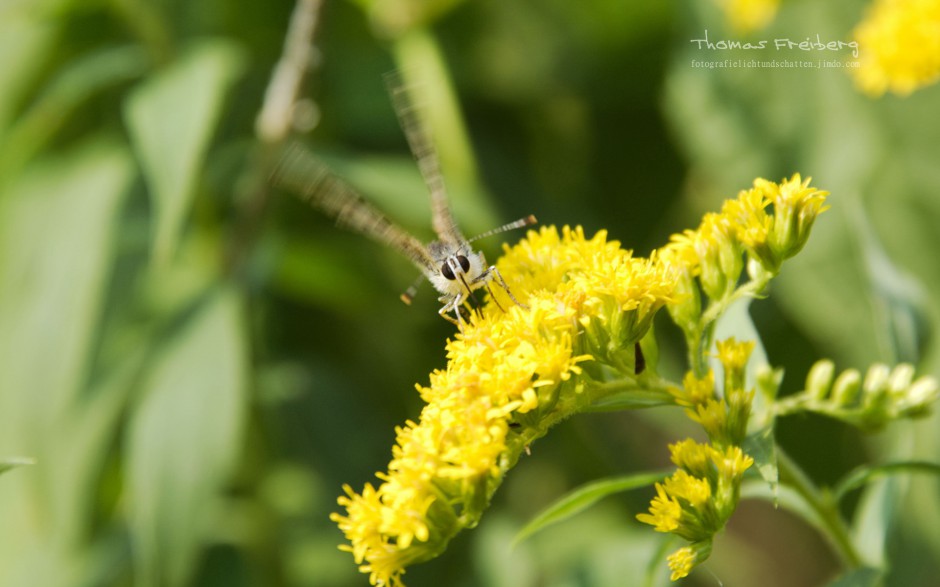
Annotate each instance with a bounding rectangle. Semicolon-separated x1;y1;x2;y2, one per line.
441;262;456;280
457;255;471;272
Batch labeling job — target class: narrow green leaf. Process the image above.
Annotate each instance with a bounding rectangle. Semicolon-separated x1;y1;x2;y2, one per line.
0;139;133;431
712;298;768;399
0;11;57;134
0;458;35;476
585;389;674;411
124;40;244;263
0;45;147;180
126;287;247;587
851;476;900;569
644;535;676;587
833;461;940;504
513;470;669;546
848;198;930;364
742;425;778;497
824;567;883;587
741;480;826;538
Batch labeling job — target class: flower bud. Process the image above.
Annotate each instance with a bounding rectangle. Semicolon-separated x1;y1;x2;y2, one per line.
887;363;915;396
831;368;861;406
806;359;835;401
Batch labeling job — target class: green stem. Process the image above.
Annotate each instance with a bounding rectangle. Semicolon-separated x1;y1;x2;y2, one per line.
689;269;776;377
776;447;864;569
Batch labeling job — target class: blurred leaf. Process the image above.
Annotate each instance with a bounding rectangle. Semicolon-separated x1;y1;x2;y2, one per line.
585;389;674;411
0;458;35;476
824;567;883;587
272;235;377;313
0;10;57;134
124;40;245;264
741;479;826;538
743;425;778;497
833;461;940;504
851;476;901;570
712;298;768;399
0;139;133;428
513;470;668;546
848;198;931;365
126;287;248;587
0;45;148;180
0;138;133;587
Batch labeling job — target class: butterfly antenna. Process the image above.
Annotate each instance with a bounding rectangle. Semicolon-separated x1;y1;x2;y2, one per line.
400;273;425;305
468;215;538;243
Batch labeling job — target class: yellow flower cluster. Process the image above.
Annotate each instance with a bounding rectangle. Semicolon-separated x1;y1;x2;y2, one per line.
714;0;780;33
641;337;758;580
636;439;753;580
332;226;676;586
853;0;940;96
662;174;828;337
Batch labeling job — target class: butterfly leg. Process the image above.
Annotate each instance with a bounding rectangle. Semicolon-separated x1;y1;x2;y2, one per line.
483;266;528;310
439;292;467;330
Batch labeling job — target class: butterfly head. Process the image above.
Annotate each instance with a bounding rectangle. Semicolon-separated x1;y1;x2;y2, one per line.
427;241;486;299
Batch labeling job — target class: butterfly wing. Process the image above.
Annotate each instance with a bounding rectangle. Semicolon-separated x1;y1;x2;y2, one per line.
383;70;467;247
272;142;437;276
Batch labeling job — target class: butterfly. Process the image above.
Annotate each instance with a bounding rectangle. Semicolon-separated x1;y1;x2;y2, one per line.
271;71;536;328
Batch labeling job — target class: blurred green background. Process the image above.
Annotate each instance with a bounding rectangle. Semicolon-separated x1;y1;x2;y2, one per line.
1;0;938;586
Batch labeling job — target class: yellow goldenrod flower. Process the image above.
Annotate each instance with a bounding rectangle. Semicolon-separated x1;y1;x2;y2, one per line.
689;398;729;439
638;439;752;578
660;235;703;333
669;438;714;477
723;175;829;274
716;337;754;391
333;225;676;586
852;0;940;96
663;469;713;509
669;370;717;407
667;541;713;580
668;545;697;581
636;483;683;532
714;0;780;33
693;213;742;301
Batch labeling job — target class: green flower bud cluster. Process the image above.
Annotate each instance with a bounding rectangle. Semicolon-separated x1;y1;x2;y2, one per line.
777;359;939;430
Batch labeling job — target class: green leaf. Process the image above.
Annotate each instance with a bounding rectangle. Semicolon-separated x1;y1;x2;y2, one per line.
0;139;133;427
712;298;781;495
0;458;35;476
513;470;669;546
833;461;940;504
0;10;57;135
741;480;826;538
711;298;768;398
847;198;930;365
124;40;244;264
0;139;133;587
126;287;247;587
0;45;147;181
851;476;900;570
585;388;674;411
742;425;778;498
824;567;883;587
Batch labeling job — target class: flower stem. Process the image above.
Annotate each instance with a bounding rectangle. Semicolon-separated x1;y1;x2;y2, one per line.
776;447;864;569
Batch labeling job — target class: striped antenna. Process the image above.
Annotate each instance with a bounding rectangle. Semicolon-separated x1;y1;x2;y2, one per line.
468;215;537;243
399;273;425;305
